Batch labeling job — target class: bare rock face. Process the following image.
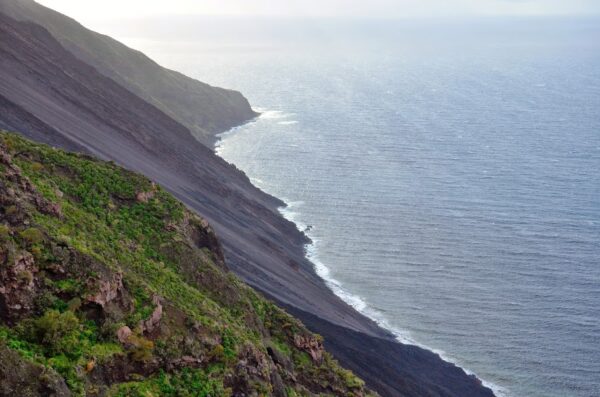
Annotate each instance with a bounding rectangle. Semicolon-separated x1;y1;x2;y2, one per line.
0;144;62;222
86;272;124;308
187;214;226;266
293;334;324;364
169;355;203;370
229;344;272;394
0;251;39;322
0;344;71;397
270;370;287;397
85;352;160;387
236;344;270;380
135;191;153;203
34;195;62;218
84;271;133;322
139;295;163;335
135;183;157;203
267;344;294;374
117;326;133;344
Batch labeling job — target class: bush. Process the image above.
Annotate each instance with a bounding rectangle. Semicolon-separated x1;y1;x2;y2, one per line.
286;387;298;397
19;227;44;245
114;368;229;397
128;334;154;363
29;310;81;358
209;344;225;362
48;354;84;395
31;162;44;172
339;368;365;389
0;224;10;240
221;328;237;360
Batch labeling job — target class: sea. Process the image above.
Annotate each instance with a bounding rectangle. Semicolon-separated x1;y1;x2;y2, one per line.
113;16;600;397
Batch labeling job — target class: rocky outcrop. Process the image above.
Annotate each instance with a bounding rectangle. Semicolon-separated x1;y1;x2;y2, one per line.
0;144;62;223
0;251;39;322
83;271;133;323
86;272;124;308
0;132;378;397
139;295;163;335
135;191;154;203
236;344;270;380
135;183;158;203
267;344;294;373
169;355;204;369
0;345;71;397
229;344;273;395
85;354;160;388
294;333;325;364
116;326;132;344
187;214;226;266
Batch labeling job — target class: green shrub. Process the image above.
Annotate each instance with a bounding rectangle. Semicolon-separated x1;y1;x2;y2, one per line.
1;327;45;361
128;334;154;363
29;310;81;358
286;387;299;397
55;278;81;294
89;343;123;363
293;351;311;368
48;354;84;395
339;368;365;389
113;368;228;397
221;328;237;360
16;270;33;284
31;162;44;172
209;344;225;362
19;227;44;245
0;224;10;240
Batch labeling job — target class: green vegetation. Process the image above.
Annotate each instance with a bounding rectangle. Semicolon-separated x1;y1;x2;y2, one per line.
19;227;44;245
0;131;376;396
112;368;229;397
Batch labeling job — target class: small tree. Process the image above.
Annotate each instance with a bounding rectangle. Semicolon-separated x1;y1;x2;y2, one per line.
31;310;81;358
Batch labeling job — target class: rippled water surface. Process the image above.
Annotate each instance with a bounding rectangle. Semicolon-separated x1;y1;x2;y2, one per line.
125;18;600;397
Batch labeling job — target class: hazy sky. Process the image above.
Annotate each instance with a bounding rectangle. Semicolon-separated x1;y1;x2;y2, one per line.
37;0;600;21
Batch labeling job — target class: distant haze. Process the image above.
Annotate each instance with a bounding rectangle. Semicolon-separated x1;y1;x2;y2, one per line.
37;0;600;21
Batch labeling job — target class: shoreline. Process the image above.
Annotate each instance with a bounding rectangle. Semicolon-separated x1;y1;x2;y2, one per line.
215;110;504;397
280;201;507;397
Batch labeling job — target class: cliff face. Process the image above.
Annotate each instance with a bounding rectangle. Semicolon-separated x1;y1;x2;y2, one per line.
0;0;257;146
0;5;496;397
0;131;375;396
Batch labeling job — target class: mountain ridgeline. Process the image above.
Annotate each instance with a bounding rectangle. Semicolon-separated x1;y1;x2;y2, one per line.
0;0;257;146
0;1;496;396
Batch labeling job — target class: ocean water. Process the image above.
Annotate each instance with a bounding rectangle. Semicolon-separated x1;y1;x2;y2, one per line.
118;17;600;397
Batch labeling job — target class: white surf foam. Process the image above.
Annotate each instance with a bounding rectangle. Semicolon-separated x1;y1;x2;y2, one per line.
253;107;297;121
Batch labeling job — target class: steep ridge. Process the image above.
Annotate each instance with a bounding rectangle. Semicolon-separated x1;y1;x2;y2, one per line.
0;9;495;397
0;131;375;396
0;0;257;146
